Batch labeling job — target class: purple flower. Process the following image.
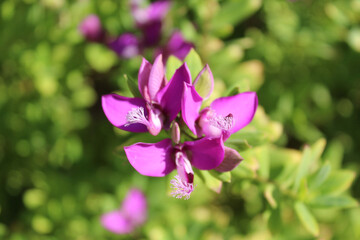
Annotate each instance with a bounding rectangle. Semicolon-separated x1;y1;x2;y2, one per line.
101;188;147;234
79;15;105;43
102;55;192;135
108;33;141;58
181;66;257;172
156;31;194;62
124;137;225;199
131;0;171;46
182;66;258;139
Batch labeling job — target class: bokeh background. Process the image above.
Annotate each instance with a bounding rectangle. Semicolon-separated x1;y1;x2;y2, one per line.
1;0;359;239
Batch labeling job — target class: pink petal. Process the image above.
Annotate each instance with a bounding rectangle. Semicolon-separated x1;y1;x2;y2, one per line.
121;189;147;225
157;63;192;123
138;58;152;101
214;147;243;172
183;137;225;170
124;139;175;177
148;54;165;101
101;94;148;132
101;211;134;234
210;92;258;134
181;82;202;135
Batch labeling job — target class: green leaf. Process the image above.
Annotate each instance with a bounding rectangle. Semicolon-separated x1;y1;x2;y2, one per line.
165;55;182;80
209;170;231;183
293;139;326;192
211;0;262;37
309;162;331;190
183;48;203;81
124;74;141;98
308;195;359;208
256;146;270;179
264;184;277;208
293;146;312;192
316;170;356;195
195;169;222;193
268;207;283;234
294;202;319;236
225;138;252;152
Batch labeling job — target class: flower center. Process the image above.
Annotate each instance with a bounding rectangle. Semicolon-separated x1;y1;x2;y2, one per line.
170;151;195;200
170;175;195;200
209;113;234;131
125;107;149;127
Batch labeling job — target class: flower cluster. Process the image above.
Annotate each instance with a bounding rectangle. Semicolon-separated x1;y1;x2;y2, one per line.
102;54;258;199
79;0;193;61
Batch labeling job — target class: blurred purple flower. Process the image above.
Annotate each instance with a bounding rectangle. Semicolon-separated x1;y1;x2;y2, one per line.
108;33;141;58
156;31;194;62
101;188;147;234
79;15;105;43
131;0;171;46
102;55;191;135
124;137;224;199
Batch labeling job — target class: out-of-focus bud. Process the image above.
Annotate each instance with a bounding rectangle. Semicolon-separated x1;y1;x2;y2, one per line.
79;15;105;43
108;33;141;58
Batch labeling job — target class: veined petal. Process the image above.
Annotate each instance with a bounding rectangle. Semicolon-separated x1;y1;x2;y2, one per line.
157;63;192;123
210;92;258;134
121;189;147;225
102;94;148;132
183;137;225;170
181;82;202;135
138;58;152;101
101;211;134;234
214;147;243;172
124;139;175;177
149;54;165;101
193;64;214;100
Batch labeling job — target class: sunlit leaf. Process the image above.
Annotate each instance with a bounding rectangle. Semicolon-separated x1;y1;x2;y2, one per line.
294;202;319;236
209;170;231;183
166;55;183;80
316;170;356;195
308;195;358;208
183;48;203;81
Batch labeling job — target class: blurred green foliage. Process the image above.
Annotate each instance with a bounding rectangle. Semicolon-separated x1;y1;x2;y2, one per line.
0;0;359;239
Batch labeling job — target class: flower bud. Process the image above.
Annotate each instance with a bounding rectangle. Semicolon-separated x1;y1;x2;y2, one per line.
79;15;105;42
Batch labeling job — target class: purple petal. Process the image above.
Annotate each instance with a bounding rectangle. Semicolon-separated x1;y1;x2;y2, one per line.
149;54;165;101
101;94;148;132
157;63;191;123
101;211;134;234
138;58;152;101
210;92;258;134
79;15;105;42
183;137;225;170
166;32;193;61
181;82;202;135
108;33;140;58
121;189;147;225
124;139;175;177
214;147;243;172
